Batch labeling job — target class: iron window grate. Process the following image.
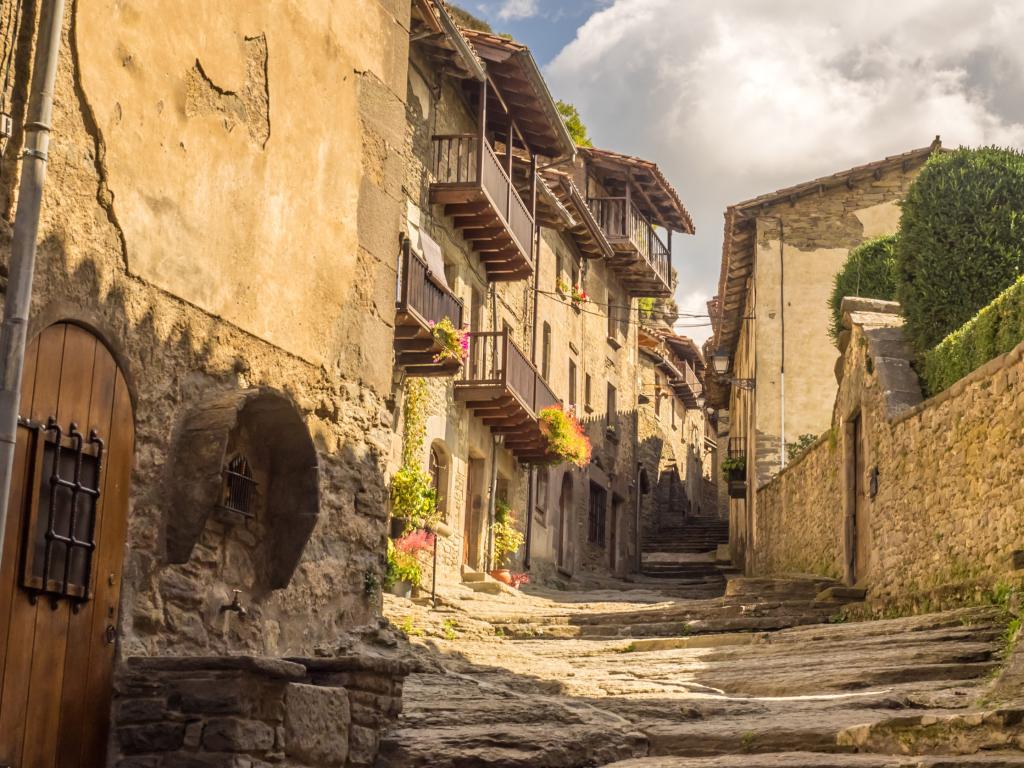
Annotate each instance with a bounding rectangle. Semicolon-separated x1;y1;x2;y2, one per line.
221;455;257;517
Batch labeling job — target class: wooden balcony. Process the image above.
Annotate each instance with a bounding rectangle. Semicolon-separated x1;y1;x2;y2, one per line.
669;360;703;408
588;196;673;298
454;330;560;463
395;242;465;377
431;134;535;282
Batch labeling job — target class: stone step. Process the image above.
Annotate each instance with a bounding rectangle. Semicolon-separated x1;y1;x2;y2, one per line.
603;753;1024;767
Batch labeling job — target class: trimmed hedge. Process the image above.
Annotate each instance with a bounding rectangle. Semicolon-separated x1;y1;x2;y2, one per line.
828;235;899;344
896;147;1024;354
921;276;1024;396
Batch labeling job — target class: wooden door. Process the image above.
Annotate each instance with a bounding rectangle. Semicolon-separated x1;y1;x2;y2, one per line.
0;323;135;768
462;458;484;569
853;415;871;584
557;475;572;573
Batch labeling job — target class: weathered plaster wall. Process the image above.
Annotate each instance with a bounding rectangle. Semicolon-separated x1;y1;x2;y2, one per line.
1;0;410;658
754;304;1024;609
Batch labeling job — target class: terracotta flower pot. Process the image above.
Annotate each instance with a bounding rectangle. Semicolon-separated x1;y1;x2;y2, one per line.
489;568;513;586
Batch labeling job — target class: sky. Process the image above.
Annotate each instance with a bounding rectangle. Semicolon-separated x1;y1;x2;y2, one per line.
467;0;1024;344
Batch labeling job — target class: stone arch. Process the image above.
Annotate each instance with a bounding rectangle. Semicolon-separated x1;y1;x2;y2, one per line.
165;387;319;590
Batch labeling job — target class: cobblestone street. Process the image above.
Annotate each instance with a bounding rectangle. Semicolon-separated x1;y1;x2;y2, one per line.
381;577;1023;767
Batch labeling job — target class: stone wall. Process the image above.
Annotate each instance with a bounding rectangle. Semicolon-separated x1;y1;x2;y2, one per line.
0;0;409;658
113;654;409;767
753;299;1024;609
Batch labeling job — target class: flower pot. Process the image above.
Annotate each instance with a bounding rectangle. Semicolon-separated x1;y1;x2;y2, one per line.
728;479;747;500
489;569;513;586
388;580;413;598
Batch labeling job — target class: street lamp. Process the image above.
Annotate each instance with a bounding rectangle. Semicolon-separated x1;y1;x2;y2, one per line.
711;347;755;390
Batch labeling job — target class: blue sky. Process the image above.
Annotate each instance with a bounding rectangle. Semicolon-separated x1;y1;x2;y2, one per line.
461;1;1024;344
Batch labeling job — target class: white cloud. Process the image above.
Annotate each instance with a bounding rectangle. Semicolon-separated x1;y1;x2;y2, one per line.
545;0;1024;320
497;0;538;20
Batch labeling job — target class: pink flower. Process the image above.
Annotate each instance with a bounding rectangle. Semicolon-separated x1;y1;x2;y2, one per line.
396;530;435;554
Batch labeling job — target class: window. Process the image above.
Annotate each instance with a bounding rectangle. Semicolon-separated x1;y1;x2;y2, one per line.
222;455;257;518
572;258;582;290
672;398;677;430
588;482;607;546
584;374;593;412
654;385;662;417
541;322;551;381
606;382;617;439
556;251;567;287
568;360;577;411
535;467;549;523
607;290;616;339
429;441;449;520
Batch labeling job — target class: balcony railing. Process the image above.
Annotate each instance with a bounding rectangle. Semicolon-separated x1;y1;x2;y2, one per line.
456;329;559;462
394;243;464;376
588;196;672;291
431;134;535;278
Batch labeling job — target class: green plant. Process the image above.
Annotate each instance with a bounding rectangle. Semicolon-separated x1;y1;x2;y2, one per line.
391;378;441;532
384;539;423;588
786;433;818;462
920;276;1024;395
556;100;592;147
896;146;1024;354
828;235;899;344
442;618;459;641
721;455;746;477
491;499;525;568
399;614;424;637
429;317;468;365
539;405;592;467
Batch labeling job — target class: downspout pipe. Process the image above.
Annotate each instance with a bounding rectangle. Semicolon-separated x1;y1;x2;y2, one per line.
524;219;542;571
0;0;66;571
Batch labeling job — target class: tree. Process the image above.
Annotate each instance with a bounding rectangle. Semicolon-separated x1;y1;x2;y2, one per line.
828;235;899;345
556;100;592;147
895;147;1024;353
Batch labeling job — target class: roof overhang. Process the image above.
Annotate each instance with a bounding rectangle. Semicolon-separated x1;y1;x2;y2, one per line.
411;0;486;81
579;146;694;233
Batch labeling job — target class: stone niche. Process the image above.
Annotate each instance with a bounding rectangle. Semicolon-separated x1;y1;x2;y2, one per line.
113;654;410;767
165;388;320;593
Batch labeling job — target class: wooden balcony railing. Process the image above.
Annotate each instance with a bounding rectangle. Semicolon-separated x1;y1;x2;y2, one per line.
588;196;672;288
394;242;464;376
459;329;554;415
397;246;463;330
432;134;535;264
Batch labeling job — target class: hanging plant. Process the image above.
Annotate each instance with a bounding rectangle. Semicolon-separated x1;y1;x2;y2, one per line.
429;317;469;364
556;277;570;296
721;455;746;477
539;405;592;467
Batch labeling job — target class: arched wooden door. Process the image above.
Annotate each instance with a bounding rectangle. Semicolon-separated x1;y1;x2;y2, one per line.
0;323;135;768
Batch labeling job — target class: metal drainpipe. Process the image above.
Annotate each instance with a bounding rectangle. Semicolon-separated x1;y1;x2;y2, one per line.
634;462;643;573
524;220;542;570
778;220;786;470
485;286;499;571
0;0;66;571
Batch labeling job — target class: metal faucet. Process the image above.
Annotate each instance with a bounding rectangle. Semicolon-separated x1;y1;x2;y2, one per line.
220;589;248;617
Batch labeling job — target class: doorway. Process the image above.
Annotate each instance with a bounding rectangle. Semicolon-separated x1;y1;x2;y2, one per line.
462;457;485;569
0;323;136;768
844;413;871;585
557;474;573;574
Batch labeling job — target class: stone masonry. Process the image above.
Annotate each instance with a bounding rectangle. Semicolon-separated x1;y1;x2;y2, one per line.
754;298;1024;609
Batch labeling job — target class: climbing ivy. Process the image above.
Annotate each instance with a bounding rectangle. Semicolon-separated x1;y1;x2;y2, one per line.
391;378;440;533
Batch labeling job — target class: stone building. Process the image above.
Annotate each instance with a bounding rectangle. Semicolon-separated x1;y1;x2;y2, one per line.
636;327;716;543
398;2;694;586
705;140;940;572
0;1;415;765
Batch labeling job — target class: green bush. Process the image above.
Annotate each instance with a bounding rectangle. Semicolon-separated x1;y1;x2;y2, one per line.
828;235;899;344
896;147;1024;353
921;276;1024;395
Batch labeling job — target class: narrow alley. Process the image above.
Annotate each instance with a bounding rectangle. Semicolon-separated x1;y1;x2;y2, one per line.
379;545;1022;767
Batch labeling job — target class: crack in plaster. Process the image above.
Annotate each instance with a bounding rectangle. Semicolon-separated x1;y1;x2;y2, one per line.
186;34;270;149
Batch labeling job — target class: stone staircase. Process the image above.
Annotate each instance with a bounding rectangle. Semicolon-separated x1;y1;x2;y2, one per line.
638;515;730;589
